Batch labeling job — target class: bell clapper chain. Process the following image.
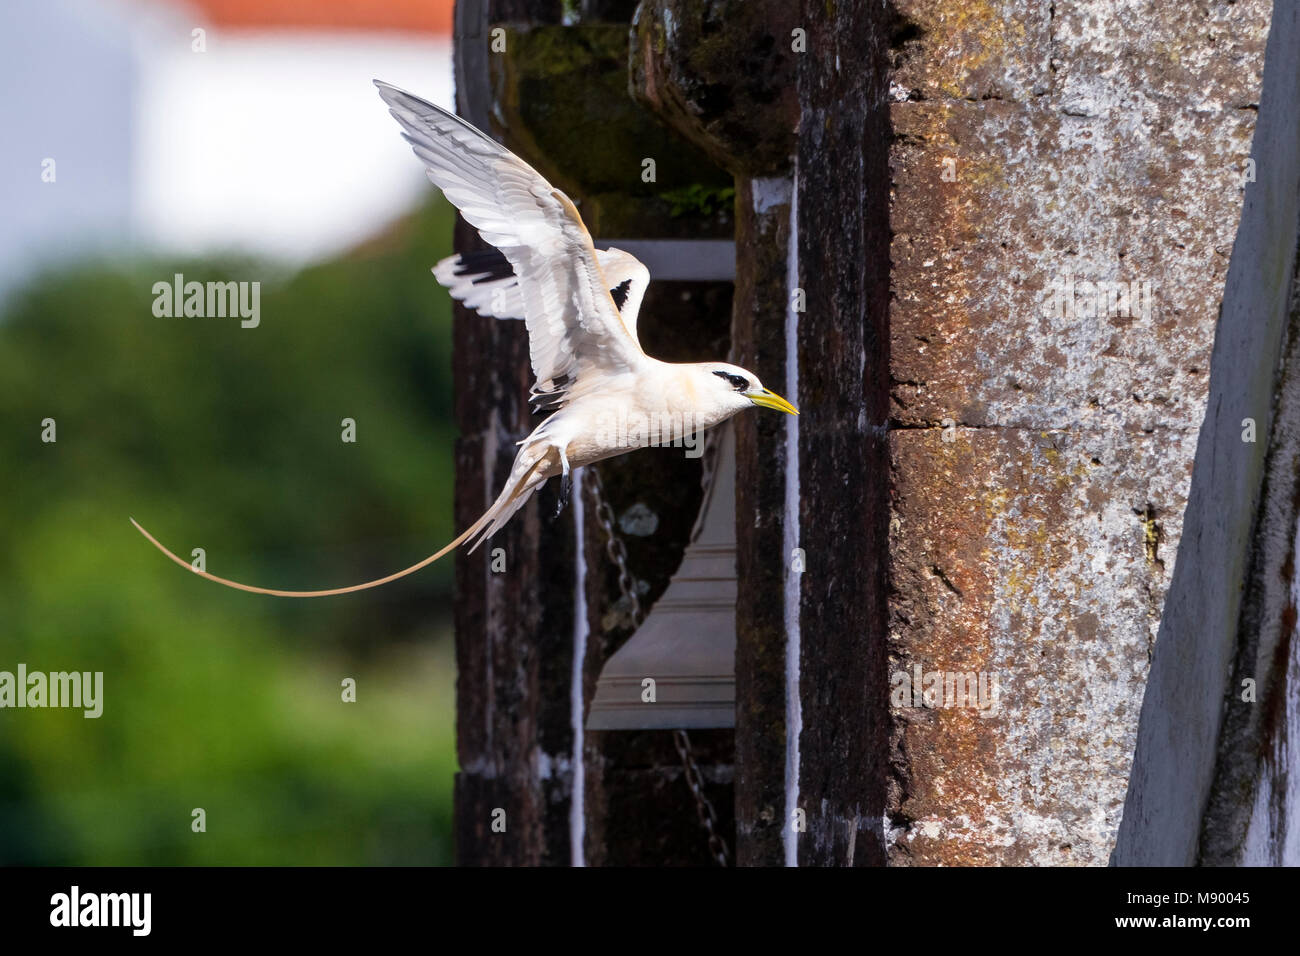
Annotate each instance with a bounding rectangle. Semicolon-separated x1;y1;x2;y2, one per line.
583;451;732;867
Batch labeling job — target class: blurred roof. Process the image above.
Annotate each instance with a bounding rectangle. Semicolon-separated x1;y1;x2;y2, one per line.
164;0;453;33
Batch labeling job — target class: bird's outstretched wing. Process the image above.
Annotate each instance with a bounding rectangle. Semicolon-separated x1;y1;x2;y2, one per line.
433;245;651;344
375;80;646;406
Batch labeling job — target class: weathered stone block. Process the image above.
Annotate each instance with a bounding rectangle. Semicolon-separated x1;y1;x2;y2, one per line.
890;0;1053;102
890;99;1257;432
885;1;1269;865
891;426;1197;864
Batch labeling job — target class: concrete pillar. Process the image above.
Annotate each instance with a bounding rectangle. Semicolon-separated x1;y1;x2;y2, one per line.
887;0;1270;864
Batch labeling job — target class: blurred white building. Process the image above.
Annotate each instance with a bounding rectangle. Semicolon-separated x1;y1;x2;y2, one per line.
0;0;454;303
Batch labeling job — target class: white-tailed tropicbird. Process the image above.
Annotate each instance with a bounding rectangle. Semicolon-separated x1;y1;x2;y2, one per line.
131;80;797;597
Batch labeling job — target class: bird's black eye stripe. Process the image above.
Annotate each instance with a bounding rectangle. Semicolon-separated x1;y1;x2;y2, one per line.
713;370;750;392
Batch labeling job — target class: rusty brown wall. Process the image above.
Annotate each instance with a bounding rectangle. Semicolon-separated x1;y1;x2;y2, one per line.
886;0;1270;864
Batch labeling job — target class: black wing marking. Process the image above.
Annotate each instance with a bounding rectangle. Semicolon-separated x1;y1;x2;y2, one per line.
450;248;637;313
452;247;516;284
610;278;632;311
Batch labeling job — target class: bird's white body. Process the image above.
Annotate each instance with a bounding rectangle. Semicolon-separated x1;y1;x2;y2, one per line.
472;358;759;549
132;81;796;597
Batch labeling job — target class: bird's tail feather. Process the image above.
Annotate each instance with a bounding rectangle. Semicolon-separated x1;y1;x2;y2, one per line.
463;446;553;553
130;450;553;598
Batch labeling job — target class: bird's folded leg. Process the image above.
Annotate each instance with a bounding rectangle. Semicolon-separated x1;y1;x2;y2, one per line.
555;472;571;516
554;444;572;517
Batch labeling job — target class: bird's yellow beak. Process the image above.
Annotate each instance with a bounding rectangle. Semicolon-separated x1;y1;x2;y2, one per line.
749;388;799;416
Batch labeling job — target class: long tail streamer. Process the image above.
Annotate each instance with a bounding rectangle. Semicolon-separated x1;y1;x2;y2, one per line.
130;450;552;598
129;516;486;598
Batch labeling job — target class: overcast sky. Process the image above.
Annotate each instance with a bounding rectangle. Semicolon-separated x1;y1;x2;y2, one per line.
1;0;454;302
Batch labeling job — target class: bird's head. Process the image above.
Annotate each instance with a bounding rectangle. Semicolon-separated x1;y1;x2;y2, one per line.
702;363;799;416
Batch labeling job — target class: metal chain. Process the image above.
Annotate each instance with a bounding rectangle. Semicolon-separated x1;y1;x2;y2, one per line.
672;728;732;867
583;463;732;867
585;466;641;627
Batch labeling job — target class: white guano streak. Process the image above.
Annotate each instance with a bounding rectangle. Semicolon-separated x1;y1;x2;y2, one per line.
783;170;802;868
570;467;587;866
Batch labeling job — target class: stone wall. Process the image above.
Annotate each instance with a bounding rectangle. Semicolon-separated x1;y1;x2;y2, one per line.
449;0;1282;866
886;0;1269;866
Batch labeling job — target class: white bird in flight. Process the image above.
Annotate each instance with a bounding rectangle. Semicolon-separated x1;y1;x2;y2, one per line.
132;80;797;597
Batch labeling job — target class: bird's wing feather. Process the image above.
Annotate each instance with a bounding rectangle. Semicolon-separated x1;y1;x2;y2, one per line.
375;81;645;403
592;248;650;342
432;246;650;342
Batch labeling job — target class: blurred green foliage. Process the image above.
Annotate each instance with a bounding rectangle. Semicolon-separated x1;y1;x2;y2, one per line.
662;183;736;220
0;196;460;864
